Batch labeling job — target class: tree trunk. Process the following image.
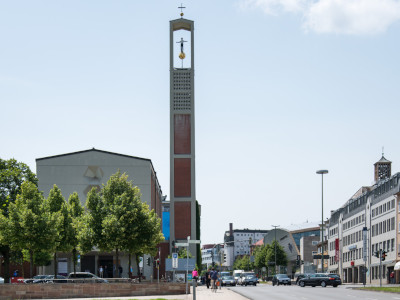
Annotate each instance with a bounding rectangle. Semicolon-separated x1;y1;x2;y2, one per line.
135;255;141;282
54;252;58;276
116;248;119;278
29;250;34;278
72;248;77;275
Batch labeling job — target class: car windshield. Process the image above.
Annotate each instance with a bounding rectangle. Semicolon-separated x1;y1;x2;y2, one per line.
277;274;288;278
224;276;234;280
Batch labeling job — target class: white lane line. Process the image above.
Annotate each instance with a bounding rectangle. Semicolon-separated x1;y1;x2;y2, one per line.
365;298;378;300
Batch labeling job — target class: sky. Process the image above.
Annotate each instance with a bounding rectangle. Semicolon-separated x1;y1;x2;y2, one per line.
1;0;400;246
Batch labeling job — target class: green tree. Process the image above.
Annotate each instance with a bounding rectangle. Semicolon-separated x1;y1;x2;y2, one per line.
67;192;84;275
83;171;164;279
265;240;287;274
124;197;164;281
7;181;59;277
0;158;37;283
47;185;71;276
233;255;253;271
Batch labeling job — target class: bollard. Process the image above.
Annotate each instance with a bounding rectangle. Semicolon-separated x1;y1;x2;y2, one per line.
192;278;196;300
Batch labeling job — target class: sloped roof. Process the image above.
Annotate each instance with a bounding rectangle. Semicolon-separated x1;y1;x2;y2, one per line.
36;148;151;162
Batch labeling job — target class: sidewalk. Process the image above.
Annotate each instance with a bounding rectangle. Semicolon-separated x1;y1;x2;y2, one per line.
54;285;249;300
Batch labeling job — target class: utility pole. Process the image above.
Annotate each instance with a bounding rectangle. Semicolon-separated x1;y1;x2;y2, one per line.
272;225;279;274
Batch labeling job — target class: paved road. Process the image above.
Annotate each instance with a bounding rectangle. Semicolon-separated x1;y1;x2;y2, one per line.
230;284;399;300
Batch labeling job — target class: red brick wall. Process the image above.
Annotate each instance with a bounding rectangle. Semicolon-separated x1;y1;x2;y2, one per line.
174;158;191;197
174;202;191;239
174;114;191;154
0;282;185;299
151;175;156;213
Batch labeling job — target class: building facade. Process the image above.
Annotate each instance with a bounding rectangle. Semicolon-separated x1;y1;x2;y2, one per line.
36;148;165;279
169;11;199;259
327;155;398;284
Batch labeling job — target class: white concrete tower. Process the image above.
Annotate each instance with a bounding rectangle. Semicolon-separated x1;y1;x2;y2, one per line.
169;8;197;256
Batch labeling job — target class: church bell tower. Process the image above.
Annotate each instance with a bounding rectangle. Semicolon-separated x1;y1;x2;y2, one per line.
169;7;197;255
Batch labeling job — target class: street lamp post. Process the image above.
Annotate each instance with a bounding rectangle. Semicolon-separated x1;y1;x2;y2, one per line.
316;169;328;273
272;225;279;274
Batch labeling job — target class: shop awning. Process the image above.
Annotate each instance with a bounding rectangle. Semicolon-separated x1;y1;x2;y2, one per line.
394;261;400;270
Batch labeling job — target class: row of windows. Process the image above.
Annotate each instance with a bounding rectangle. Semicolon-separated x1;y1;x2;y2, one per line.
371;265;387;279
371;217;395;236
329;227;338;237
371;238;395;254
343;230;364;247
343;214;365;231
343;247;364;262
329;256;338;266
372;199;395;217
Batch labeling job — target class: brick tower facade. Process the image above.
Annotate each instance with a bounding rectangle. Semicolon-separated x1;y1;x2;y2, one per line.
169;14;197;256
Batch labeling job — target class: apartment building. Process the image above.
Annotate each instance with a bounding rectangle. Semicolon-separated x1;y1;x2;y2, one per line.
327;155;398;284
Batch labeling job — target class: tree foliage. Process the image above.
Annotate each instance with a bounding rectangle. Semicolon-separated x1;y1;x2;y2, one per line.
233;255;254;271
0;158;37;282
7;181;59;277
265;240;288;274
83;171;164;278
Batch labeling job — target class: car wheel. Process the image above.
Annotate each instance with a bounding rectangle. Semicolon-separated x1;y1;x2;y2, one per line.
277;282;280;286
321;281;327;288
288;282;291;285
333;284;337;288
272;282;275;286
312;285;316;287
300;281;305;287
254;283;257;286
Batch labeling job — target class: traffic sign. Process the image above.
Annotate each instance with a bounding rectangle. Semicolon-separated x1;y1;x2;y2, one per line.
172;253;178;269
176;242;189;247
188;240;201;244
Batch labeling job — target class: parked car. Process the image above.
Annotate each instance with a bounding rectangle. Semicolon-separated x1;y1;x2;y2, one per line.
272;274;291;286
239;274;258;286
68;272;108;283
221;276;236;286
298;273;341;287
33;275;68;284
24;275;48;284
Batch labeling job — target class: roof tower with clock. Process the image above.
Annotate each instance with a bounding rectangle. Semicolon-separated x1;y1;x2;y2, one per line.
374;149;392;182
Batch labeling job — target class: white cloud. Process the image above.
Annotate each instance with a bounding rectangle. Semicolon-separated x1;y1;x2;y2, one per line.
239;0;400;35
239;0;308;15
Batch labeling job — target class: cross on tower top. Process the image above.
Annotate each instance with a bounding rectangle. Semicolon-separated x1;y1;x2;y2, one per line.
178;3;185;18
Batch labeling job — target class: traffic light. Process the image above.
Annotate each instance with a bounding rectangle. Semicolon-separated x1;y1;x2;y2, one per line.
156;259;160;268
374;251;380;258
224;254;227;263
382;251;387;261
146;257;151;266
301;260;304;265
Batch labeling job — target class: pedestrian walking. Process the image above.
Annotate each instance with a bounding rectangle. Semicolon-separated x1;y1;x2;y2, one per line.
192;268;198;286
210;268;218;292
99;266;104;278
390;271;395;284
205;269;211;289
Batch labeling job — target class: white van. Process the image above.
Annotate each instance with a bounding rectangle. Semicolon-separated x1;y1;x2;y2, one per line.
233;270;244;283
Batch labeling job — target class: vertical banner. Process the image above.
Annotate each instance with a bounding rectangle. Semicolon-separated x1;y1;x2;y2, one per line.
363;227;368;262
335;238;339;262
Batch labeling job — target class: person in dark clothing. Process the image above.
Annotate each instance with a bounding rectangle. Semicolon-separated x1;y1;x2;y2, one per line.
205;270;211;289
